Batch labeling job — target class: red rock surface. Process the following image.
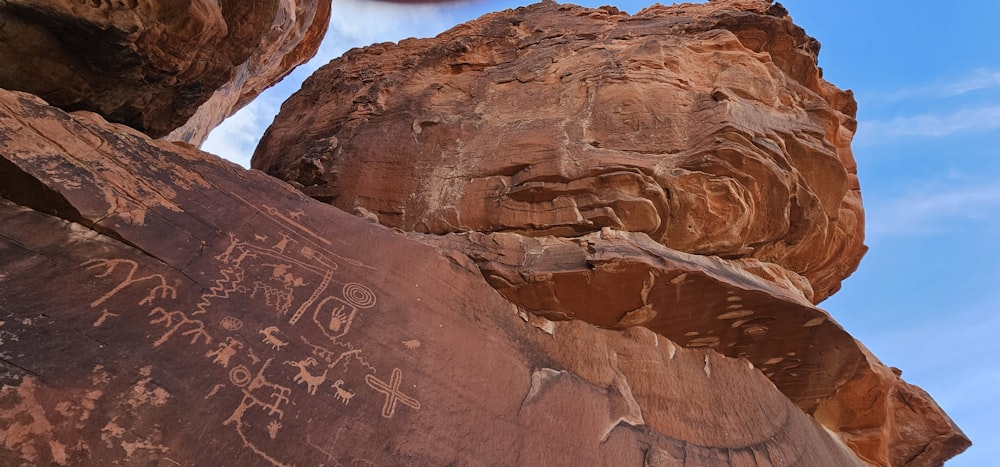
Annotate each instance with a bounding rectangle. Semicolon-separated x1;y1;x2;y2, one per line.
250;1;969;464
0;0;972;465
0;0;329;139
164;0;333;145
253;0;864;303
0;89;865;466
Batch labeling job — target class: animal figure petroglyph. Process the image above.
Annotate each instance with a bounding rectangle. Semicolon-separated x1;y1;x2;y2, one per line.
331;379;355;405
284;357;328;396
259;326;288;350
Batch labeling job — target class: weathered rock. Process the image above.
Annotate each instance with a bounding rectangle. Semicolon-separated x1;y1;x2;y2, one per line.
0;0;329;139
0;90;870;465
248;1;970;464
252;0;865;303
425;229;969;466
164;0;333;145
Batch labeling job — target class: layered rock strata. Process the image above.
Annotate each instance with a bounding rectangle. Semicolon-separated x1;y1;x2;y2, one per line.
0;89;865;466
253;0;864;303
0;0;329;140
251;1;969;465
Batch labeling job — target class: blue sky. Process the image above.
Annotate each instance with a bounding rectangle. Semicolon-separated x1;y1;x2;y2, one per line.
204;1;999;464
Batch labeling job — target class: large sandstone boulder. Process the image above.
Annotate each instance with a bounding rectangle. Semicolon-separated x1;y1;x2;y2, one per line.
250;1;969;464
253;0;864;303
0;89;867;466
0;0;330;140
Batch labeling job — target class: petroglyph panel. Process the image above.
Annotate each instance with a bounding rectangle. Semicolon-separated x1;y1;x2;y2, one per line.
68;219;418;466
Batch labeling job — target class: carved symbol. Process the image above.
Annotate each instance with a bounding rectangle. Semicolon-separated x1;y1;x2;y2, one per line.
272;234;295;254
267;420;282;440
284;358;328;396
82;258;177;307
148;307;212;348
313;296;357;342
193;265;244;315
206;337;243;368
246;347;262;365
341;283;377;309
259;326;288;350
93;309;119;327
205;383;224;399
220;316;244;331
289;270;333;325
365;368;420;419
223;359;292;467
402;340;421;350
263;204;332;247
288;209;305;220
331;380;355;405
230;365;252;387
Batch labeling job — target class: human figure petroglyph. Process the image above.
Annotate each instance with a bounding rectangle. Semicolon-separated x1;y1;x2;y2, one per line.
331;380;355;405
82;258;177;308
223;359;293;467
259;326;288;350
148;307;212;348
206;337;243;368
284;357;327;396
365;368;420;419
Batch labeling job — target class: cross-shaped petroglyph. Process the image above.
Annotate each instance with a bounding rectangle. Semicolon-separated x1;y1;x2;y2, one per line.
365;368;420;419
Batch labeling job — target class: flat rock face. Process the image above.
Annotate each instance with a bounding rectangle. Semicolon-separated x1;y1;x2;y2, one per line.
0;89;865;466
253;0;864;303
0;0;329;139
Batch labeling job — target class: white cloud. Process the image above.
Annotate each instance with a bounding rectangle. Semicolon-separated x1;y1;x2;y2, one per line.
865;184;1000;237
203;0;463;167
868;68;1000;102
201;97;276;167
855;105;1000;145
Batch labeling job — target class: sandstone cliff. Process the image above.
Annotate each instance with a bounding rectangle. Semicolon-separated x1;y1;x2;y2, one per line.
0;0;970;466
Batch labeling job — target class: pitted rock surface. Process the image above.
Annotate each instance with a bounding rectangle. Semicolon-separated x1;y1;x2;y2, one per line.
253;0;865;303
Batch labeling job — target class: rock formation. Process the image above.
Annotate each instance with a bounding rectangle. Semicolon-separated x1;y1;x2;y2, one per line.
0;88;864;466
253;0;863;304
0;0;970;466
0;0;330;141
